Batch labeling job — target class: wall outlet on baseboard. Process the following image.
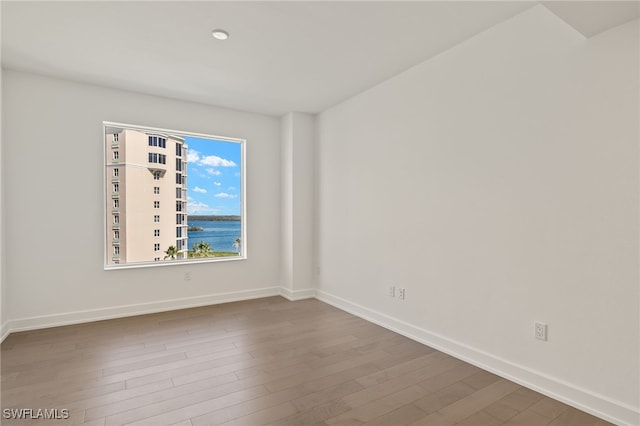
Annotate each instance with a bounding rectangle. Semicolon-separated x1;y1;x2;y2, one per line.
398;288;406;300
534;322;547;341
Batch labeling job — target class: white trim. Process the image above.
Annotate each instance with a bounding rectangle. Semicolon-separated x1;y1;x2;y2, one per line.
280;287;316;301
0;321;10;343
315;289;639;426
6;286;280;334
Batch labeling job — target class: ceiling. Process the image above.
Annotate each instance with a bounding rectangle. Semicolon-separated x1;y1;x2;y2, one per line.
2;1;637;117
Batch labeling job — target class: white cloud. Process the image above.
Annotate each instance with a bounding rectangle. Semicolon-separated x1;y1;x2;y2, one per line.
206;168;222;176
199;155;237;168
227;186;236;191
213;182;222;187
214;192;238;199
187;150;200;163
193;186;207;193
187;201;218;215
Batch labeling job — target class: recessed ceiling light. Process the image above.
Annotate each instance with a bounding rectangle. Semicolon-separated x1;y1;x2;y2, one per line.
212;29;229;40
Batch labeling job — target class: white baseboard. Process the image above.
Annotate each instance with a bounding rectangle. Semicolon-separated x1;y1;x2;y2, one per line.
6;286;281;335
0;321;10;343
280;287;316;301
315;290;639;426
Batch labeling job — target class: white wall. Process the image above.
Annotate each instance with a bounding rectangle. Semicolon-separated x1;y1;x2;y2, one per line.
281;112;316;300
316;6;638;425
0;62;5;339
2;70;282;329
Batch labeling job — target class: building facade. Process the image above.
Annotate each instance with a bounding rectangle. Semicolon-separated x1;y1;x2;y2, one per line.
105;128;188;265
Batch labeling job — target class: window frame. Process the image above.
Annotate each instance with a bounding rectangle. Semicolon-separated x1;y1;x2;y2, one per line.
103;121;246;270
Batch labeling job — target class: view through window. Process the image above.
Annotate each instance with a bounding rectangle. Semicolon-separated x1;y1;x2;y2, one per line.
104;122;245;268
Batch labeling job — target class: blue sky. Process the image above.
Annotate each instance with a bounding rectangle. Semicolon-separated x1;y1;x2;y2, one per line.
184;136;242;216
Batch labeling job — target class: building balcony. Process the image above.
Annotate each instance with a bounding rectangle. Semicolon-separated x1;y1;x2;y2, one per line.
112;223;120;230
148;167;167;176
112;176;119;182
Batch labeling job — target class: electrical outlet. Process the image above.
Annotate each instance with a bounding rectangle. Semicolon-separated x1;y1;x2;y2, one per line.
534;322;547;341
389;286;395;297
184;272;192;281
398;288;406;300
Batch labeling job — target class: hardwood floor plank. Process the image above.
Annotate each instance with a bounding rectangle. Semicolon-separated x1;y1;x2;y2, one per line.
104;384;268;426
0;297;613;426
219;401;298;426
188;386;305;426
502;408;553;426
361;404;428;426
342;353;462;408
85;374;244;421
325;385;427;425
268;398;353;426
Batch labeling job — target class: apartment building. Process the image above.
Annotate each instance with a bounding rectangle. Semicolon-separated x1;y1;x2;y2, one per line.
105;128;188;265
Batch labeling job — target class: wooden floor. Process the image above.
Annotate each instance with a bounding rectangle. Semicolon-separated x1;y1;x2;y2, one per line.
1;297;611;426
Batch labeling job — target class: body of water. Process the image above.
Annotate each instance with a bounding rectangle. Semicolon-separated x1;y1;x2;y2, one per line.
187;220;241;253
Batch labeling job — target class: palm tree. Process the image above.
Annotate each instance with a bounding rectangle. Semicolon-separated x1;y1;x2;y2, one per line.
194;241;212;254
164;245;179;260
189;240;214;258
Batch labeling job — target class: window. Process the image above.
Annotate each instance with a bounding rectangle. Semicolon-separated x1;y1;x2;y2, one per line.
113;151;119;160
114;246;120;255
149;136;167;148
113;133;119;142
148;153;166;164
105;122;245;269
